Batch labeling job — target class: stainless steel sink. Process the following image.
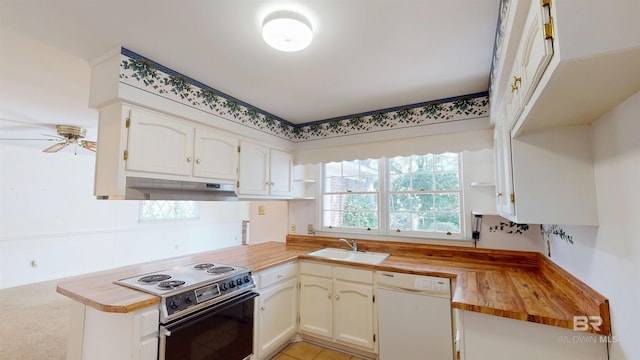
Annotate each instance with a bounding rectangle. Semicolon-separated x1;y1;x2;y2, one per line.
306;248;390;265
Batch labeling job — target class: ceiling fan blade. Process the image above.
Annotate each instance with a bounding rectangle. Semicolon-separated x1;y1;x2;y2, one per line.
80;140;97;152
42;133;64;140
43;142;69;153
0;138;57;141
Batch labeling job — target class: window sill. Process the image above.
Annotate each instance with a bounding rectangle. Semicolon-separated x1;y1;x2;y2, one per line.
316;230;477;244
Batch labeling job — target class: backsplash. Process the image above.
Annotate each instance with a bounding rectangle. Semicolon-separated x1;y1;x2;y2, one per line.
119;48;489;142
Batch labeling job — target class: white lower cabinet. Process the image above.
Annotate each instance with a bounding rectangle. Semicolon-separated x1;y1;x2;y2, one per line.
254;262;298;360
298;262;377;353
68;302;159;360
456;310;608;360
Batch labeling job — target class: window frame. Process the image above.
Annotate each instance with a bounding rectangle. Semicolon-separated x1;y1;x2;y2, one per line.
319;153;466;239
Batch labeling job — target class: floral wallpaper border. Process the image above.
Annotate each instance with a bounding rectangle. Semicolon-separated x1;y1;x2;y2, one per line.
119;48;489;142
489;0;510;98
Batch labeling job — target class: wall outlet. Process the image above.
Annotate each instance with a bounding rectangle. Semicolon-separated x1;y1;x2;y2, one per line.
307;224;314;235
290;224;296;233
258;205;265;215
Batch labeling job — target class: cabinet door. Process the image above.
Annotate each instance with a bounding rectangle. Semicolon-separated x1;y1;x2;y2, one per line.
257;278;298;359
518;0;554;105
126;109;194;176
237;141;270;195
269;149;293;197
192;128;238;181
334;281;375;351
299;275;333;339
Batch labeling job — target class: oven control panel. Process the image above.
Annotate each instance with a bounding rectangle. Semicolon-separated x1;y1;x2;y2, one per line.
163;272;255;318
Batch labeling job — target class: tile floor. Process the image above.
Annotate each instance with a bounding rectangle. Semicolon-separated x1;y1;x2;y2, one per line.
272;341;369;360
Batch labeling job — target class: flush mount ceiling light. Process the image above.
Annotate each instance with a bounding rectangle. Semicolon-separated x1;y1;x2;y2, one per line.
262;10;313;52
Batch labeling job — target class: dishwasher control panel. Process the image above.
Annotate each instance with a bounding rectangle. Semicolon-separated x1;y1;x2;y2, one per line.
376;271;451;298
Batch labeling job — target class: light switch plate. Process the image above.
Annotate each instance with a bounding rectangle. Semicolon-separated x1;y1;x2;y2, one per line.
258;205;265;215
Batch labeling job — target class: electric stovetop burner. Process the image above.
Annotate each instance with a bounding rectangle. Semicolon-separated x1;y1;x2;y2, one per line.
156;280;186;290
193;263;215;270
207;266;234;275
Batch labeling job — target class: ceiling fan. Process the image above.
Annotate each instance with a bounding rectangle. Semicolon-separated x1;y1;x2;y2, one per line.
0;124;97;153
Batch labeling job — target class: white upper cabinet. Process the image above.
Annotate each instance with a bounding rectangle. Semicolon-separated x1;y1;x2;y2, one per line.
125;108;238;182
93;103;240;199
126;109;194;176
493;0;640;136
192;128;238;181
237;140;293;198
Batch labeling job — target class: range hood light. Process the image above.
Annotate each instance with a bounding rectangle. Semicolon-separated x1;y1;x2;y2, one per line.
262;10;313;52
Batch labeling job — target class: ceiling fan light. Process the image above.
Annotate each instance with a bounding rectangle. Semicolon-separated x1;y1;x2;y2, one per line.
262;11;313;52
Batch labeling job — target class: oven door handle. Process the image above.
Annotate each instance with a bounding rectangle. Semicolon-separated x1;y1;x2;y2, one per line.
164;328;172;337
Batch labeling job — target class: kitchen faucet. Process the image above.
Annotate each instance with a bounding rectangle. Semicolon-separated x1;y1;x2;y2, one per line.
339;238;358;252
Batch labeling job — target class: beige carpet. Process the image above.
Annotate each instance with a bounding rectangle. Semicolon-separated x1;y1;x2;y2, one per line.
0;279;71;360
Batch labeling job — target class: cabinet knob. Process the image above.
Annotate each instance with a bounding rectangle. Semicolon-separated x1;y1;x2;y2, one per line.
335;295;339;301
260;306;265;311
195;158;201;164
327;293;332;300
497;192;503;197
187;157;193;162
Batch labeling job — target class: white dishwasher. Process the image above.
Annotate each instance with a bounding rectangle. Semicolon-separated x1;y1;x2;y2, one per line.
376;271;454;360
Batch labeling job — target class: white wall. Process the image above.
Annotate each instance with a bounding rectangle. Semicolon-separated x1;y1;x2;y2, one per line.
543;92;640;359
248;201;288;244
0;144;250;289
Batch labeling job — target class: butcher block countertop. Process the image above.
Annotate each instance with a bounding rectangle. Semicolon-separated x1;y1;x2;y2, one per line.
57;235;610;335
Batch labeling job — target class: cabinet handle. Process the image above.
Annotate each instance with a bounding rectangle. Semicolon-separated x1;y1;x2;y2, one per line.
277;274;284;278
497;192;503;197
187;157;193;162
511;76;522;92
335;295;339;301
327;293;332;300
195;158;201;164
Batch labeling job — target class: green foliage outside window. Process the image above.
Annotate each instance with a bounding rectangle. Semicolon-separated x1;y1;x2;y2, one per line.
322;153;462;236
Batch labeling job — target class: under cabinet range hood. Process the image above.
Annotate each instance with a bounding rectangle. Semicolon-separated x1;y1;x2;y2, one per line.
98;177;239;201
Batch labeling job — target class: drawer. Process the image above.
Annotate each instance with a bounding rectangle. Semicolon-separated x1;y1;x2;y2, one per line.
257;262;298;289
335;266;373;284
299;261;333;278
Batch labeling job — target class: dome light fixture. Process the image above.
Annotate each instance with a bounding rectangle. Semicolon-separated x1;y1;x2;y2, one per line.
262;10;313;52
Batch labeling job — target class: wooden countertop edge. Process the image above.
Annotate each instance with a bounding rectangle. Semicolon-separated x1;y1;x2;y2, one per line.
56;285;160;313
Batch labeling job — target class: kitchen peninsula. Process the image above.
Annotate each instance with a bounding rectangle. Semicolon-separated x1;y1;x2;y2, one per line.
58;235;610;360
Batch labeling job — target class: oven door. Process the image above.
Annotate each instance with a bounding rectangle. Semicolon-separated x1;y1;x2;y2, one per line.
159;291;258;360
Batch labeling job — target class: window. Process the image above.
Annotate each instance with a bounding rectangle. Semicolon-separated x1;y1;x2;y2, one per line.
322;160;379;230
321;153;462;237
139;201;199;221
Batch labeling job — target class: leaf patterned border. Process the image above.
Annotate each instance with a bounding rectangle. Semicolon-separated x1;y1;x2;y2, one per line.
119;48;489;142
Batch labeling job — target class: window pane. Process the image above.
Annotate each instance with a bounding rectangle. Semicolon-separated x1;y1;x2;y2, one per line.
412;212;435;231
390;174;410;191
434;172;459;190
411;154;433;172
323;210;342;227
435;213;460;232
412;194;434;211
139;201;199;221
389;194;410;211
390;212;411;231
434;193;460;211
412;173;433;191
389;156;410;174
